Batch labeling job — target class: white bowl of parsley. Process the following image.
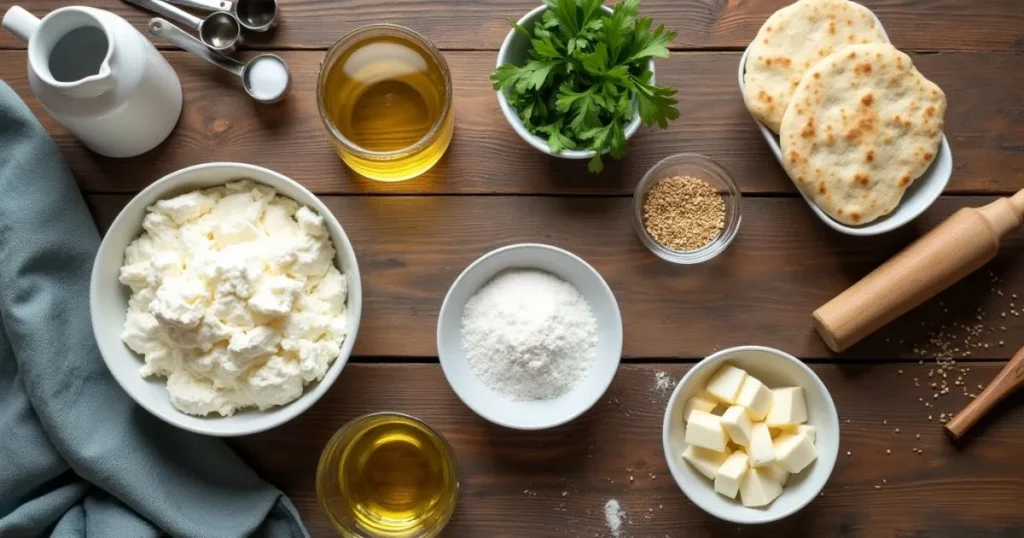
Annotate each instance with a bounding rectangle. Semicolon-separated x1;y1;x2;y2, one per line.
493;0;679;173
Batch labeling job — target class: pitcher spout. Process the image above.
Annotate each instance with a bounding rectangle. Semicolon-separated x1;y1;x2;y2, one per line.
23;7;117;98
66;61;116;98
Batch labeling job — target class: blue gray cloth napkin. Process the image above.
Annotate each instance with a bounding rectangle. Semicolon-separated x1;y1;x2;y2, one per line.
0;81;309;537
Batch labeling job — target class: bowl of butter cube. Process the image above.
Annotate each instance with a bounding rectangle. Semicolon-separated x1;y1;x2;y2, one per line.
662;346;839;524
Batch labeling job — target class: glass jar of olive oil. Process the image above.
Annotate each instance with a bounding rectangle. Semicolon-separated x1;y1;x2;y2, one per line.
316;413;459;537
317;25;454;182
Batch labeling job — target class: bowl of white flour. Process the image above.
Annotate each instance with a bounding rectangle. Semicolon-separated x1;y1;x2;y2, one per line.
437;243;622;429
91;162;361;436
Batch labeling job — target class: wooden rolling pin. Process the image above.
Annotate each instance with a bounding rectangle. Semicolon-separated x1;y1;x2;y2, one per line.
946;345;1024;439
814;189;1024;353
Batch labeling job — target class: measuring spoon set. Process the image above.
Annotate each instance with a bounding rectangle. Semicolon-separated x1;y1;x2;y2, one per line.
122;0;289;103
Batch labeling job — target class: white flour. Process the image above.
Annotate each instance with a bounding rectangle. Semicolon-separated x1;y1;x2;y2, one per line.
604;499;625;537
461;269;597;400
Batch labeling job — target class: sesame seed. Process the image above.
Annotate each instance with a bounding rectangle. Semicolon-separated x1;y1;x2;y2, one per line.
642;176;726;251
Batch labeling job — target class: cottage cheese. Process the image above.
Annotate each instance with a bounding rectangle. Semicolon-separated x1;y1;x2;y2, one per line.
119;180;347;416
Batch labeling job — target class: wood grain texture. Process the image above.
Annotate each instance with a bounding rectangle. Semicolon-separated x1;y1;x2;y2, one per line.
3;50;1022;195
2;0;1022;52
228;363;1024;537
88;195;1024;360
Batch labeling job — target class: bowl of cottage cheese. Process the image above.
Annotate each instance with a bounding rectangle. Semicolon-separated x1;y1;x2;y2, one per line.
90;162;361;436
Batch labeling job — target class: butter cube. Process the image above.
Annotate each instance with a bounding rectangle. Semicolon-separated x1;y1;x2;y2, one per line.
739;467;783;507
748;423;776;467
774;432;818;473
721;405;754;447
683;395;718;422
705;364;747;403
685;410;729;453
735;375;773;421
682;444;730;480
765;387;808;427
781;424;816;443
714;451;749;499
766;463;790;486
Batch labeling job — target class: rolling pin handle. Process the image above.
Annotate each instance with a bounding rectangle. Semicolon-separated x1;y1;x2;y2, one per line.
946;345;1024;439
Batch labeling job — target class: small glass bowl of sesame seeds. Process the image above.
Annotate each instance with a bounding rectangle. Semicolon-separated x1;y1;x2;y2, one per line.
633;153;742;264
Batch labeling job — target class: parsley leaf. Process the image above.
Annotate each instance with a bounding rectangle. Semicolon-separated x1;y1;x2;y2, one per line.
491;0;678;173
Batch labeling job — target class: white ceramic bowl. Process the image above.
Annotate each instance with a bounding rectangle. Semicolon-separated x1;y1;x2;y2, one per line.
90;162;362;437
737;16;952;236
663;346;839;524
437;244;622;430
495;5;651;160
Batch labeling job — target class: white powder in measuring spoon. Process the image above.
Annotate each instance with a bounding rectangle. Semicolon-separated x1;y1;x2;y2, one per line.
244;56;290;101
461;269;598;400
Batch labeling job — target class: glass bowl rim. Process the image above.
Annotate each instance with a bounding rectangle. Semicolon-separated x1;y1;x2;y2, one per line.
632;153;743;264
316;24;454;161
315;411;460;537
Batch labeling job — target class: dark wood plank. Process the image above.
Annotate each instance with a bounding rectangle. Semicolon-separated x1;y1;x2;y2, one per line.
88;195;1024;360
4;51;1022;195
229;362;1024;537
2;0;1021;52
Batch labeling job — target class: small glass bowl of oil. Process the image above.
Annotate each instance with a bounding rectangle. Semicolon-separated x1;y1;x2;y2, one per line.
316;413;459;537
317;25;454;182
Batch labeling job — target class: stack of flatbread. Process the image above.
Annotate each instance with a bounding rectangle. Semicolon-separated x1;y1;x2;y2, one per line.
742;0;947;226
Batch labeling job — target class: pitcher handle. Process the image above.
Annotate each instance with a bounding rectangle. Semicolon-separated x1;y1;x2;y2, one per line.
2;6;41;43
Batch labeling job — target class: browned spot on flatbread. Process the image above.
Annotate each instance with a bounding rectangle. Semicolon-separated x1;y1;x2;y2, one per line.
854;173;869;187
818;181;827;194
801;118;816;138
854;63;872;75
865;150;874;162
924;105;936;117
923;151;934;162
899;174;911;187
828;21;836;35
813;72;821;79
848;51;857;59
849;212;862;223
861;93;874;106
788;150;800;163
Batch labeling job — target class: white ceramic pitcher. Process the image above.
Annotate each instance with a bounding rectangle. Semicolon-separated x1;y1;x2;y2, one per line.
2;6;182;158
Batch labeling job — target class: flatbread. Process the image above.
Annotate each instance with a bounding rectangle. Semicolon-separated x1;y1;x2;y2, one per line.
742;0;887;133
779;43;946;225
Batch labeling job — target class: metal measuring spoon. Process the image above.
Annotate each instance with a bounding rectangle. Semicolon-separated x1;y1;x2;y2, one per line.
149;18;290;104
165;0;278;33
125;0;242;54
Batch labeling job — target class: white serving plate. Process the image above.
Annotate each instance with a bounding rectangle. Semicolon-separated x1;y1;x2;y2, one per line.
737;16;952;236
436;244;622;430
90;162;362;437
663;346;839;524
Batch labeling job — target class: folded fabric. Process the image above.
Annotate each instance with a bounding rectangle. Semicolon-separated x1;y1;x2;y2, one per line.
0;81;308;538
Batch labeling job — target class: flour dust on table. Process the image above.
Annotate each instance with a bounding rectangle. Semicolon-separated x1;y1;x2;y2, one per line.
461;269;598;400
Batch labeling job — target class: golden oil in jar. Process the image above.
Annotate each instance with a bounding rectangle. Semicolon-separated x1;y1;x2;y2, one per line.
317;25;454;182
317;413;459;537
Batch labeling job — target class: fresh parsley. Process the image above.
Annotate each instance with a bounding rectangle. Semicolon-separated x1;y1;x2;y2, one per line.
492;0;679;172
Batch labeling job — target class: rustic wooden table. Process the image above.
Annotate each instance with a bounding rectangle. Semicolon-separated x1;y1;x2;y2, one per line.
4;0;1024;536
